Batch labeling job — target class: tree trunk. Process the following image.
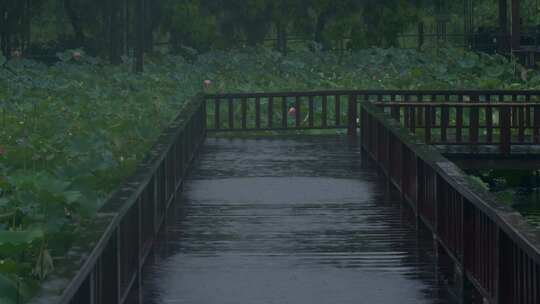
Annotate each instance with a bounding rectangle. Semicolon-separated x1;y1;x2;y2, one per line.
63;0;85;47
0;4;7;58
143;0;153;52
314;13;328;45
276;22;288;55
109;0;121;64
123;0;129;56
0;5;14;59
134;0;144;72
511;0;520;51
499;0;509;51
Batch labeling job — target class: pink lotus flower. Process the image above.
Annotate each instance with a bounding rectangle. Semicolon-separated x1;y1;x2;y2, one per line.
72;51;82;60
203;80;212;90
11;50;22;58
288;107;297;116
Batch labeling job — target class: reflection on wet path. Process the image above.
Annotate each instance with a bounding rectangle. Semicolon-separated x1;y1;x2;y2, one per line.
142;136;452;304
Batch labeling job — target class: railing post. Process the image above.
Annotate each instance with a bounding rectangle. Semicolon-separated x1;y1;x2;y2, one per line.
500;106;511;155
470;95;479;144
348;94;358;137
424;105;431;144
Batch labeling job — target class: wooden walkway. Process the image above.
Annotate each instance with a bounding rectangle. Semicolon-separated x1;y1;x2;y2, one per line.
141;136;453;304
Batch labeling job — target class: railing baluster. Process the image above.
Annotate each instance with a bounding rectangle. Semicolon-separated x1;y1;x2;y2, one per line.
390;104;400;121
512;94;518;128
390;95;399;121
282;97;288;129
417;94;424;127
241;97;247;129
268;96;274;129
526;94;532;128
486;95;493;144
456;104;463;143
425;105;431;144
296;95;301;128
322;95;328;128
430;94;437;127
410;105;416;133
228;97;234;129
469;95;480;144
404;95;410;129
348;94;357;136
255;96;261;129
519;105;525;143
500;105;511;154
308;96;314;128
214;98;220;130
441;104;449;143
534;105;540;143
335;95;341;126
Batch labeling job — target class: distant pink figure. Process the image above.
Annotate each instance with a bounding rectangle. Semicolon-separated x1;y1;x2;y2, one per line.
12;50;22;59
72;51;82;60
203;80;212;90
288;107;297;116
0;146;5;156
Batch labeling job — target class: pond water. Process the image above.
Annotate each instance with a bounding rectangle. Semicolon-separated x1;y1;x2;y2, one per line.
466;169;540;227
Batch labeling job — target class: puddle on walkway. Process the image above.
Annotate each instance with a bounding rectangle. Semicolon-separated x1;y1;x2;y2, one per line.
142;136;454;304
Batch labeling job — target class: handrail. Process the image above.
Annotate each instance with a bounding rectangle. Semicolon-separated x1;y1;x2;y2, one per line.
375;101;540;154
360;101;540;302
29;95;207;304
206;89;540;99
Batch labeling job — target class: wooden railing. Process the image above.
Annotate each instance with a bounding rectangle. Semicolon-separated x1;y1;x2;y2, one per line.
376;102;540;154
29;89;540;304
205;90;540;138
204;91;358;134
30;96;206;304
360;101;540;303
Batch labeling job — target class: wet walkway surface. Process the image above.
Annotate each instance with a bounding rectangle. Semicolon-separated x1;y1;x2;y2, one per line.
142;136;453;304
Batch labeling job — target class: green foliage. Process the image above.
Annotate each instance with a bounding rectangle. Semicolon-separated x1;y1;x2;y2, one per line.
469;169;540;227
163;0;219;52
